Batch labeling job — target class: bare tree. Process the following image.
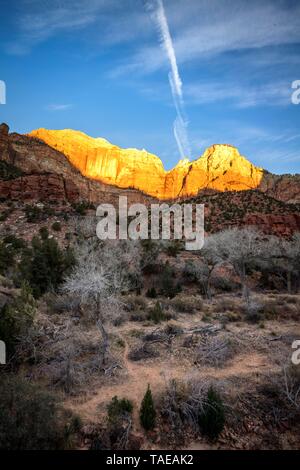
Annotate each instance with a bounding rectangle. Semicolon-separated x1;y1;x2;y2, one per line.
282;364;300;410
184;238;221;300
204;227;263;303
63;239;139;365
261;233;300;293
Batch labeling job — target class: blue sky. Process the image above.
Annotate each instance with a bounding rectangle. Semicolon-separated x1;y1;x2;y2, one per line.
0;0;300;174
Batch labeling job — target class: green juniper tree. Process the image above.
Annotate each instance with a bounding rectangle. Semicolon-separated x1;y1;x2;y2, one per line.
198;386;225;440
140;384;156;431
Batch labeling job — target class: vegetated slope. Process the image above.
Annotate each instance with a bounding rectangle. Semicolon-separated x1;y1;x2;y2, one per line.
187;189;300;236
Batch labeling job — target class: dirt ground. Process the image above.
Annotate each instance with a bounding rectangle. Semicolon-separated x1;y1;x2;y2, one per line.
61;299;300;449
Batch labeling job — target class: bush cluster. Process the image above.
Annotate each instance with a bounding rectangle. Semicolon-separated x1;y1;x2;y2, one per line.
0;376;81;450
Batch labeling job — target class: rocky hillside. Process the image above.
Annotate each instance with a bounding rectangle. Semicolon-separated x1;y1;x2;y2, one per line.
0;123;154;206
0;122;299;237
29;128;263;199
29;127;300;203
188;190;300;236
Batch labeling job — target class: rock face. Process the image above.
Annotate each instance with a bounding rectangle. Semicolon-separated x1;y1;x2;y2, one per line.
0;123;299;206
29;129;265;199
244;213;300;237
258;172;300;205
0;125;155;206
0;174;79;203
1;123;299;237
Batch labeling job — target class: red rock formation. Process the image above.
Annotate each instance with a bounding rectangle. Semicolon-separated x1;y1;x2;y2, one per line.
0;174;79;203
0;124;155;206
0;124;299;213
244;213;300;237
29;128;265;199
28;127;300;204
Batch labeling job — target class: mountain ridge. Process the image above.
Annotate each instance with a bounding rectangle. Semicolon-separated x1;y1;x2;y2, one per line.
28;128;264;200
0;123;299;206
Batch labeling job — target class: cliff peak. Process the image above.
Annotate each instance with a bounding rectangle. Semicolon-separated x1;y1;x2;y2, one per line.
28;128;264;199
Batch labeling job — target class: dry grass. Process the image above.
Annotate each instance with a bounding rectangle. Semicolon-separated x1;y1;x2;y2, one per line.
259;294;300;320
214;296;243;314
195;334;238;367
171;294;203;314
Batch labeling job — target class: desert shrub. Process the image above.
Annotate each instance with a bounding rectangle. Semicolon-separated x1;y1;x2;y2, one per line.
242;299;264;323
278;294;299;305
112;314;127;326
129;311;148;322
225;311;242;322
161;379;226;442
210;275;239;292
0;209;10;222
140;240;160;273
104;396;134;449
125;295;147;312
25;204;44;223
128;343;159;361
182;260;199;283
72;201;91;215
202;312;212;322
0;235;27;275
0;240;15;274
146;287;157;298
140;385;156;430
164;241;182;257
107;396;133;424
0;281;36;359
196;335;236;367
44;292;80;315
19;235;75;297
215;297;241;313
260;297;299;320
142;263;161;275
52;221;62;232
147;301;170;324
198;386;225;440
171;295;201;314
270;364;300;413
160;379;192;433
142;323;182;343
261;298;278;319
0;160;23;180
0;275;13;289
159;262;181;298
128;272;143;294
39;226;49;240
3;234;26;251
164;323;183;336
65;232;72;241
0;375;80;449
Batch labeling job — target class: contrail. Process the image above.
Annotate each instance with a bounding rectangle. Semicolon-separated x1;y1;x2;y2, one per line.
145;0;191;160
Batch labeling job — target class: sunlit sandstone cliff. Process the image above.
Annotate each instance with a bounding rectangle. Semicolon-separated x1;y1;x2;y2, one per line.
28;129;264;199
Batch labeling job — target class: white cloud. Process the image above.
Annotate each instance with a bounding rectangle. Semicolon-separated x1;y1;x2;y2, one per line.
146;0;191;159
118;0;300;75
46;103;73;111
5;0;126;54
185;80;292;108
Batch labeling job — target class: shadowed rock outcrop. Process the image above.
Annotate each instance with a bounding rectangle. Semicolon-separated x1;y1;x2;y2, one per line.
0;125;155;205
